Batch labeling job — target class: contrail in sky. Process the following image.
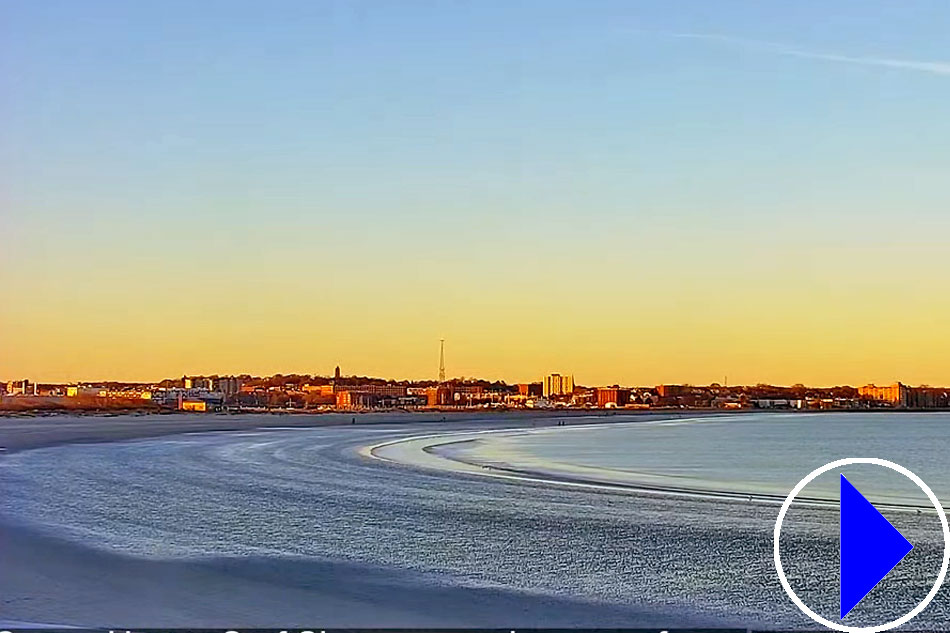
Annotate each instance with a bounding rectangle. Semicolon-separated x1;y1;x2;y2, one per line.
666;31;950;76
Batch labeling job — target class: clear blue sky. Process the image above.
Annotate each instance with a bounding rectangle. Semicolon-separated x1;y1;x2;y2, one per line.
3;1;950;385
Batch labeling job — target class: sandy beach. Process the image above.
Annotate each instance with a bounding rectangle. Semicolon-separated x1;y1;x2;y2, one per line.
0;408;696;453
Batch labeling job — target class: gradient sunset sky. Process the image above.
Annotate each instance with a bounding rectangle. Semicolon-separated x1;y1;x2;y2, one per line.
3;1;950;386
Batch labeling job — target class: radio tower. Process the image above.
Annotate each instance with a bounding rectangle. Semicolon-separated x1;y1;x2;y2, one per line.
438;339;446;383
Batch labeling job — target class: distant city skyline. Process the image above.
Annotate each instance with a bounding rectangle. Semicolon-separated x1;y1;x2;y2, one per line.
3;1;950;386
6;372;947;413
2;361;946;391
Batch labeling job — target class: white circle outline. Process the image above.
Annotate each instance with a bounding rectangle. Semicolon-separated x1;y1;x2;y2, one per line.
774;457;950;632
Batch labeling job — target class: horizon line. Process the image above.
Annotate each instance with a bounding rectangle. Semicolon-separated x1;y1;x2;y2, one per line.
2;373;943;391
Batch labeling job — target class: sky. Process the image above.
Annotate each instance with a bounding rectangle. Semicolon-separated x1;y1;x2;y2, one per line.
2;0;950;386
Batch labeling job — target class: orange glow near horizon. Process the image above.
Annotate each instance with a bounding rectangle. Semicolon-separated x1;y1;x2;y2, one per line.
3;221;949;387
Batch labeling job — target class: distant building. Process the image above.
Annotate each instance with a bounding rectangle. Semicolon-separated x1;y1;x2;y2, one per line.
335;366;341;380
351;384;406;398
753;398;805;410
859;383;949;409
336;385;408;409
215;376;244;400
518;383;543;398
6;379;32;396
181;399;209;412
67;385;106;397
179;376;212;390
907;387;950;409
335;391;360;409
150;387;223;410
426;385;454;407
335;384;408;409
596;387;630;408
302;384;335;397
859;383;909;407
542;373;574;398
656;384;687;398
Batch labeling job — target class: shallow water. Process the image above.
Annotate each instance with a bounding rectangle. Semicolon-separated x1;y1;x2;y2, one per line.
1;414;949;628
448;412;950;505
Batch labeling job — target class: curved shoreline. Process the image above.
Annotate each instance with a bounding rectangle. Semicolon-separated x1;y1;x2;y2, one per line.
365;422;935;512
0;415;756;628
0;409;729;455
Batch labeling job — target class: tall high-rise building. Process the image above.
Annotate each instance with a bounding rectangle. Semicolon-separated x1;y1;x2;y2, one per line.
334;365;341;380
542;373;574;398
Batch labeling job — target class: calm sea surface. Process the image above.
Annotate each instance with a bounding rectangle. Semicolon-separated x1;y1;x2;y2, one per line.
452;412;950;505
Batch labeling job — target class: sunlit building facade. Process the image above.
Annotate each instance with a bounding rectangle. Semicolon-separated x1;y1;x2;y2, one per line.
542;373;574;398
859;383;909;407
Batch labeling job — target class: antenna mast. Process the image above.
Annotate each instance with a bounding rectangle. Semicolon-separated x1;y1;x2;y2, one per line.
439;339;446;383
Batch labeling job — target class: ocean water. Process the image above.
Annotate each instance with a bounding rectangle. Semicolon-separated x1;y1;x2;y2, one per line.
1;412;949;628
443;412;950;506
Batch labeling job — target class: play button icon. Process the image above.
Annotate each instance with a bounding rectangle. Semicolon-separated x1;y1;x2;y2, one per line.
840;474;913;618
775;458;950;632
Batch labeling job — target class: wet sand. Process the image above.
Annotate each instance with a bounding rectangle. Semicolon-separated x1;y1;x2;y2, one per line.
0;409;705;454
1;519;722;628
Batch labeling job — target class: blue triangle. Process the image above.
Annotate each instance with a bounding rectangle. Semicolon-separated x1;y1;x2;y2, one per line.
840;474;913;619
